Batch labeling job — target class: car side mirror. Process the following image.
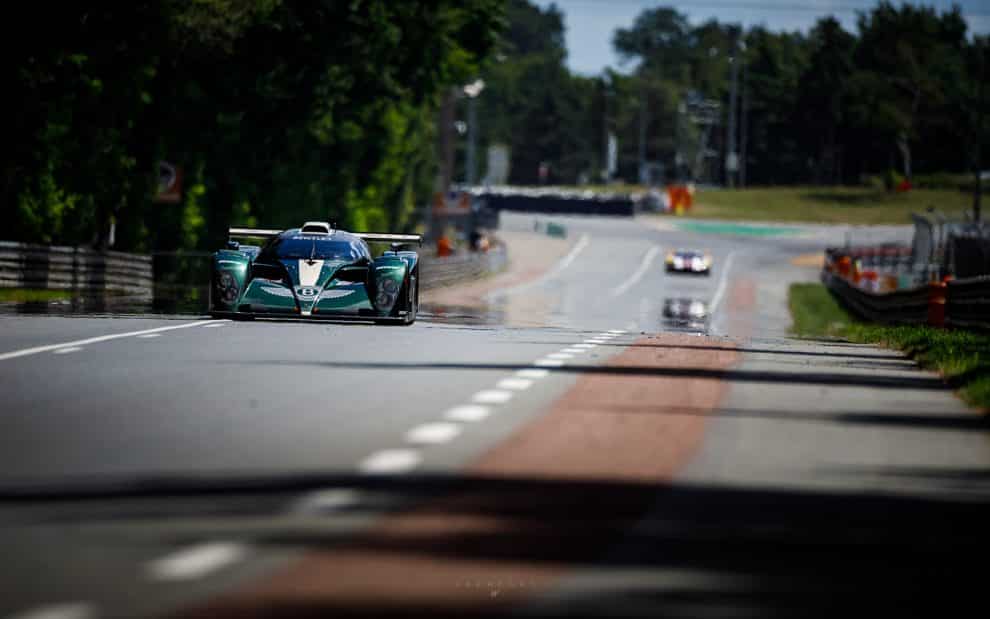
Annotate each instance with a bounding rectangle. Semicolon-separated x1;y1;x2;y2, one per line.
226;240;240;250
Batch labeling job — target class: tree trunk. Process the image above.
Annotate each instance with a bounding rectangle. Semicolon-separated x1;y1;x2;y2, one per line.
897;132;911;180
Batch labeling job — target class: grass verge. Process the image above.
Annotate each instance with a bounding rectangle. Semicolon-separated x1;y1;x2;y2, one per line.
0;288;77;302
789;282;990;410
693;186;973;225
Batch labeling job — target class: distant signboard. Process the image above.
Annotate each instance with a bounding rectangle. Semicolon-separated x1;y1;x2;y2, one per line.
485;144;509;185
154;161;183;204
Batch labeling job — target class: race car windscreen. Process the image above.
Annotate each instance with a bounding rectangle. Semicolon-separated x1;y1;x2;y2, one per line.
269;235;370;262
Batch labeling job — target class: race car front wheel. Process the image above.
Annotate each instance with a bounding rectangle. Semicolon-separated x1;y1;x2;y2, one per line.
402;268;418;325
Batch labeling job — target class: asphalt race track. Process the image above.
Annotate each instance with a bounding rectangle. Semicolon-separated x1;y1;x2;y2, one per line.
1;213;987;619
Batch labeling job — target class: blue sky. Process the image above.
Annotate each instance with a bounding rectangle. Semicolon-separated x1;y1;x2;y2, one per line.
532;0;990;76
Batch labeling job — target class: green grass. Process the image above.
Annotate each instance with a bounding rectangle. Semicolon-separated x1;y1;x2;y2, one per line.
789;282;990;410
693;186;975;225
0;288;77;302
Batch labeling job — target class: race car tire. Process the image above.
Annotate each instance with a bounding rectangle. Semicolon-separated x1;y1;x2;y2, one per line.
403;268;419;326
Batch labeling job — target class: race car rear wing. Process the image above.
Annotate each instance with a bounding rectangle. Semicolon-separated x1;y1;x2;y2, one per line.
229;227;282;239
355;233;422;246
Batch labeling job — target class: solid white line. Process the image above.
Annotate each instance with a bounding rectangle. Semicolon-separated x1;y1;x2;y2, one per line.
573;343;597;349
406;422;461;444
586;338;609;344
146;542;247;581
0;321;214;362
202;323;225;328
561;348;584;354
473;390;513;404
52;347;82;355
609;245;661;297
291;489;360;514
496;377;533;391
547;352;573;360
516;368;550;379
7;603;96;619
708;250;737;316
136;334;161;339
445;405;492;422
608;329;628;334
534;359;565;367
358;449;421;474
489;233;591;297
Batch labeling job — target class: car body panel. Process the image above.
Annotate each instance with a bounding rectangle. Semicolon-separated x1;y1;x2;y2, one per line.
209;225;420;323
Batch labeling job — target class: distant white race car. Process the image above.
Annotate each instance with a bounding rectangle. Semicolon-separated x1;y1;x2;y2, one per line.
665;249;712;275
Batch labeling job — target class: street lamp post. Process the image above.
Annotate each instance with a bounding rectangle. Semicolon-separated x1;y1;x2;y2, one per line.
463;79;485;186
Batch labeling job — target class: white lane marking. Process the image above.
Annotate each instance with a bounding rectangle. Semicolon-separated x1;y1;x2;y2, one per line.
445;405;492;422
473;390;513;404
406;422;462;444
586;339;609;344
609;245;661;297
146;542;247;581
561;348;584;354
573;343;597;349
202;323;225;328
0;321;214;362
534;359;565;367
489;233;591;297
136;333;162;339
516;368;550;379
547;352;573;360
608;329;628;334
7;603;96;619
708;250;737;316
52;347;82;355
497;378;533;391
292;489;360;514
358;449;421;474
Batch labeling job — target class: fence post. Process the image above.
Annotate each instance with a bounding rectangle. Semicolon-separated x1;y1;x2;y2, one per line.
926;281;947;327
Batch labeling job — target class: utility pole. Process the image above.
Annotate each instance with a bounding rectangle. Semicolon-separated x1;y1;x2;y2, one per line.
462;79;485;186
725;50;740;188
739;53;748;189
602;74;610;183
638;78;647;185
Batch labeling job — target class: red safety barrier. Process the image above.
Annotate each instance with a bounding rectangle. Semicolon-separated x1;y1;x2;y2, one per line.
927;281;947;327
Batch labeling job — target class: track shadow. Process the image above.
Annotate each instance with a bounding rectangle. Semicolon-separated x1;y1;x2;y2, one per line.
7;471;985;618
230;360;951;391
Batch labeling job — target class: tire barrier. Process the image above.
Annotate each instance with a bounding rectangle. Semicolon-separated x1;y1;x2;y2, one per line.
473;189;636;217
0;240;153;297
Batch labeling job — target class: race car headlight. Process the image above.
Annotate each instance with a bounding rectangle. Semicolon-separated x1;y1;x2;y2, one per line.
674;258;684;268
382;278;399;294
217;271;239;304
376;291;395;307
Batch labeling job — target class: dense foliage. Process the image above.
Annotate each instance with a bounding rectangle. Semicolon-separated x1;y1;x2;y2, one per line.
4;0;504;251
473;1;987;203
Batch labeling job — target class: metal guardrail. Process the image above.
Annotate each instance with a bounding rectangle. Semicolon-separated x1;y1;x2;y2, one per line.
419;246;507;290
822;270;990;330
0;241;153;296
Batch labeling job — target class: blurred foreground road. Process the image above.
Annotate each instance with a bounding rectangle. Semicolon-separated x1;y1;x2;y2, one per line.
0;213;987;618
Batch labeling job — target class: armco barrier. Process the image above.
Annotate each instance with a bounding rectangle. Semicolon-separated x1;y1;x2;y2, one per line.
419;245;507;290
477;192;636;216
822;270;990;330
946;275;990;329
0;241;152;296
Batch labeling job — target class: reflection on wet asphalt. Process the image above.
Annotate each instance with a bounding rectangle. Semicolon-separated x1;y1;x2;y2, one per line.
661;297;710;335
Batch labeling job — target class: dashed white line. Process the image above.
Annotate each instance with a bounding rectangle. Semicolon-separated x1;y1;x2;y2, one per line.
52;347;82;355
496;377;534;391
586;339;609;344
473;390;514;404
0;320;213;362
358;449;421;474
445;405;492;422
609;245;661;297
146;542;247;582
547;352;573;360
534;359;565;367
291;488;360;514
516;368;550;379
573;343;597;349
406;422;462;445
608;329;628;334
561;348;584;354
7;603;96;619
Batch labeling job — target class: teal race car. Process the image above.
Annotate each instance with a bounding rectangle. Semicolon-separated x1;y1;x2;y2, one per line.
209;221;421;324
